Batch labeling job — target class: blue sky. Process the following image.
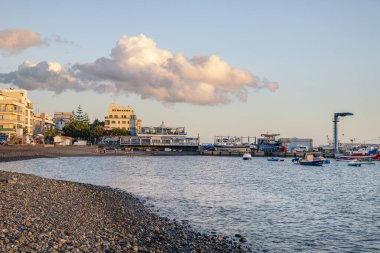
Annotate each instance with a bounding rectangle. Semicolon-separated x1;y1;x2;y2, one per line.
1;0;379;144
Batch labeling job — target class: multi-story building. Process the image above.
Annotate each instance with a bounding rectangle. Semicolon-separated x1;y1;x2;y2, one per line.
104;103;141;132
53;112;72;130
0;88;33;137
32;112;55;134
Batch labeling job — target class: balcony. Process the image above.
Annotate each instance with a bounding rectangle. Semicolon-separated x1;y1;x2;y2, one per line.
0;109;24;114
0;119;19;123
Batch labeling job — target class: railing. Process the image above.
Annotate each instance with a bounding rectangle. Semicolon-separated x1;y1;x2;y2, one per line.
0;119;19;123
0;109;24;113
0;128;15;132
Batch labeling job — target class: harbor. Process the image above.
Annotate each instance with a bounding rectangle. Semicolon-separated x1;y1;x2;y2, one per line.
2;155;380;252
1;2;380;252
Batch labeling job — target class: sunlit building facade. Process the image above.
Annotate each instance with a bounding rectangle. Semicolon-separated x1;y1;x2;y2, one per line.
0;88;33;137
104;103;142;132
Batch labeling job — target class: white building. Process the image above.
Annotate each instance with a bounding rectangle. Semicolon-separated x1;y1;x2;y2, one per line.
53;112;72;130
280;137;313;152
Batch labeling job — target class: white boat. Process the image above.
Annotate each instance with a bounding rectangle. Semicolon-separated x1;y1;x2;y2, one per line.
243;153;252;160
348;159;361;167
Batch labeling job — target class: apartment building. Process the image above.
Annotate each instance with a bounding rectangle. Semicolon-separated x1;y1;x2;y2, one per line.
104;103;142;132
0;88;33;137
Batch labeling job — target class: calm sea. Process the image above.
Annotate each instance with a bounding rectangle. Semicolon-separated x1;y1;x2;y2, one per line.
2;156;380;252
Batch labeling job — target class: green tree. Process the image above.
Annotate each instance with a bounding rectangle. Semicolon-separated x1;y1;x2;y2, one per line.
45;128;58;144
91;118;105;128
72;105;90;124
106;128;130;136
22;126;28;144
91;125;105;144
63;106;92;140
63;120;90;140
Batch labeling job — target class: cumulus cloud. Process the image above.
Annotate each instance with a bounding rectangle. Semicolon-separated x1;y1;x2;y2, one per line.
0;34;279;105
0;60;78;93
0;29;45;54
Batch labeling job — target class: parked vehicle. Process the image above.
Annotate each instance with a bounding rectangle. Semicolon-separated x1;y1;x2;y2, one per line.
293;145;308;152
0;134;7;145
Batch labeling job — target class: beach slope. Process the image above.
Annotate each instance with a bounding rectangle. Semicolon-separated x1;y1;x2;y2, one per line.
0;170;247;252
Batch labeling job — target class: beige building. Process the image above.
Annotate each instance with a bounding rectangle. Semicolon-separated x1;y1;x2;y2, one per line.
104;103;142;133
32;112;55;134
0;88;33;137
53;112;72;130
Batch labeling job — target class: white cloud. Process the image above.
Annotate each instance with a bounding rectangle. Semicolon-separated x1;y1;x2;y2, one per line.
0;34;279;105
0;29;45;54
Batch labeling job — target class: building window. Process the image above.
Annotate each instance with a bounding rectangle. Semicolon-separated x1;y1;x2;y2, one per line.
109;115;113;118
122;121;126;124
111;121;115;124
114;115;118;118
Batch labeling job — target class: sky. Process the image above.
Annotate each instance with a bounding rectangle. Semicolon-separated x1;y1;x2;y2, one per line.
0;0;379;145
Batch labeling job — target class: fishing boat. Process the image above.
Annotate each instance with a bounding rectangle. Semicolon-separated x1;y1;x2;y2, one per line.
293;154;323;166
267;157;280;162
243;153;252;160
337;147;380;161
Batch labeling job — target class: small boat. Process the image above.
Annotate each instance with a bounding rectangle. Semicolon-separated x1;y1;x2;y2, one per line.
293;154;323;166
348;160;362;167
267;157;280;162
318;156;331;164
243;153;252;160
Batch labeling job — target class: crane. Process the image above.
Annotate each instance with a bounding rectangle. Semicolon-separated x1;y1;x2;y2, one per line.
333;112;353;155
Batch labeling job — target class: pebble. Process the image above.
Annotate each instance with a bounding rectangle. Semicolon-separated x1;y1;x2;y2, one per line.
239;237;248;243
0;170;250;252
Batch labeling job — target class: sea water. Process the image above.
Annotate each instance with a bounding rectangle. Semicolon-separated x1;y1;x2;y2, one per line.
2;156;380;252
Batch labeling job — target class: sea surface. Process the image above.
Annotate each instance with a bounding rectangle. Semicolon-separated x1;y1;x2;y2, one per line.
2;156;380;252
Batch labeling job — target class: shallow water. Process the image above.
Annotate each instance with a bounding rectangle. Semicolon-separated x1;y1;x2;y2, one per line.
2;156;380;252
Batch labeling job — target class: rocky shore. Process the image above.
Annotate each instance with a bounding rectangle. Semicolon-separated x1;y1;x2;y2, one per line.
0;170;250;252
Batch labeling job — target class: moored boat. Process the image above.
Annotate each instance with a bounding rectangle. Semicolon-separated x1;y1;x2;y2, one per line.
243;152;252;160
318;156;331;164
293;154;323;166
348;160;362;167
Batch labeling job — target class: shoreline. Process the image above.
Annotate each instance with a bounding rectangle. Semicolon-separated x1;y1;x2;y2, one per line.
0;145;200;162
0;145;146;162
0;170;250;252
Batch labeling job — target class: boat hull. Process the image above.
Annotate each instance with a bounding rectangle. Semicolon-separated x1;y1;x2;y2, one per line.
299;160;324;166
348;163;361;167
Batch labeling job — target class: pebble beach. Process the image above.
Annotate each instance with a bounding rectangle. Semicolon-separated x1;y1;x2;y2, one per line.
0;169;249;252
